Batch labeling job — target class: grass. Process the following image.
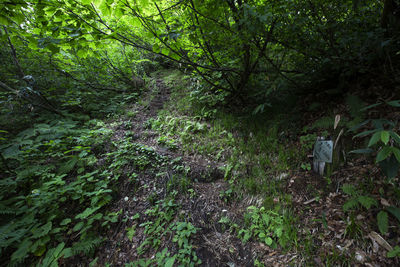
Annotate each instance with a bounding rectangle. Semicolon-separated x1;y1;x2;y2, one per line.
150;70;303;256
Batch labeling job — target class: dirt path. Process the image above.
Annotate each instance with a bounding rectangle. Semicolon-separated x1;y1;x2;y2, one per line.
89;77;251;266
84;74;312;267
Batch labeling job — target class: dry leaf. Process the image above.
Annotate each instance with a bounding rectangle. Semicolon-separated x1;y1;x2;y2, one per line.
334;115;341;130
380;198;390;207
369;231;393;251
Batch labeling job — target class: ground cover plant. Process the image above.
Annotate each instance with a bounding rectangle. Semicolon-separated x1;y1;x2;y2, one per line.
1;0;400;266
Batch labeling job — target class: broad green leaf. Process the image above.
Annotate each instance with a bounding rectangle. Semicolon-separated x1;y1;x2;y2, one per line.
0;15;11;26
265;237;273;246
153;44;160;53
60;218;71;226
81;0;92;5
40;242;65;267
73;221;84;232
62;247;73;258
392;147;400;163
389;131;400;144
376;147;392;162
387;246;400;258
387;206;400;223
33;245;47;257
162;48;169;55
165;257;175;267
381;131;390;145
377;210;388;235
99;0;111;16
75;207;100;219
368;132;381;147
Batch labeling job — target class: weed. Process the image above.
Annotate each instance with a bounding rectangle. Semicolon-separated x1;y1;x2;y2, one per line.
219;188;234;203
341;184;377;212
238;206;297;249
344;215;363;239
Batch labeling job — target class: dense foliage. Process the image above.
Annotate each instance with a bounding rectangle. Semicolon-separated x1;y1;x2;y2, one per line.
2;0;398;107
1;0;400;266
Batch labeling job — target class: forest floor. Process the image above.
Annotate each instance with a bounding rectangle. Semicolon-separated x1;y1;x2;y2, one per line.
81;70;398;266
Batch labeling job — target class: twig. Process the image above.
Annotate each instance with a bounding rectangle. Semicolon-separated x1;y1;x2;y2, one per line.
3;26;25;79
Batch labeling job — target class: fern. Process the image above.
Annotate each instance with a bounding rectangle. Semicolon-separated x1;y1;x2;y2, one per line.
310;116;334;130
39;242;66;267
342;184;357;196
342;184;377;212
357;195;377;210
0;205;18;215
71;237;103;256
343;199;358;212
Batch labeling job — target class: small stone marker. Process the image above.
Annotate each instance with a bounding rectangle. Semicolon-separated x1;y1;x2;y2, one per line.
313;140;333;163
312;137;333;176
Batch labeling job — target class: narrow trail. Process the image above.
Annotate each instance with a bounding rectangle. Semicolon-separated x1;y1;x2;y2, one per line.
88;76;301;266
91;77;247;266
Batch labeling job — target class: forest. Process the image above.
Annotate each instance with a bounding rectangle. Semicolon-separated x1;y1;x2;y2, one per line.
1;0;400;266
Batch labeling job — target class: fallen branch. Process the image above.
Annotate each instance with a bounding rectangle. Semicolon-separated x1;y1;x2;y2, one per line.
0;80;64;116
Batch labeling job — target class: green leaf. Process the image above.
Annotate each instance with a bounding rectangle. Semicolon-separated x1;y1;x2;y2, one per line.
392;147;400;163
389;131;400;144
349;148;374;154
2;144;20;159
62;247;73;258
379;155;400;178
40;242;65;267
265;237;273;246
343;199;358;212
381;131;390;145
386;100;400;107
60;218;72;226
368;132;381;147
11;239;32;263
33;245;47;257
348;119;370;133
73;221;84;232
161;48;169;55
387;246;400;258
377;211;388;235
387;206;400;223
360;102;382;111
81;0;92;5
32;222;52;238
353;129;379;138
342;184;357;196
75;207;100;219
0;15;11;26
58;157;78;174
376;147;392;162
357;195;377;210
153;44;160;53
165;257;175;267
